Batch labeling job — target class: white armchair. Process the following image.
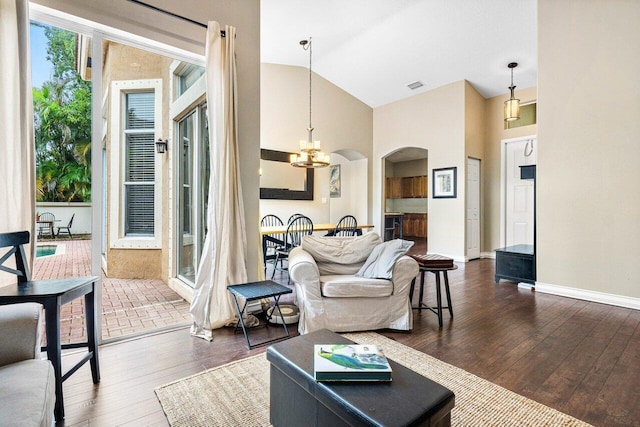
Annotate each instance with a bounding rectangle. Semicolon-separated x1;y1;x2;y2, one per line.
288;233;419;334
0;303;55;427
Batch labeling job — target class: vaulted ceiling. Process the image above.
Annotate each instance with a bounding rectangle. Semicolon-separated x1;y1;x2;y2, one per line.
261;0;537;108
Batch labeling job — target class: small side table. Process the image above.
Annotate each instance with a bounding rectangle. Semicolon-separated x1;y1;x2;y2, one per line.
0;276;100;421
410;265;458;327
227;280;293;349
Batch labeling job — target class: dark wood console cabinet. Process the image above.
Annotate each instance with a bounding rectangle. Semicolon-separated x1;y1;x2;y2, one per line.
495;244;535;284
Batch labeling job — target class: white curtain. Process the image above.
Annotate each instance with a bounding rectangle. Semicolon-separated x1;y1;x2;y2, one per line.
0;0;35;285
190;22;248;341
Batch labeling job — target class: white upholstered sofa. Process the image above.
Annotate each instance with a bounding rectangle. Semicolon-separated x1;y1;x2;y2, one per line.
0;303;55;427
288;233;419;334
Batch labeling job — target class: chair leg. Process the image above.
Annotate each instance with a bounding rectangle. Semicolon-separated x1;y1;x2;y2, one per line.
271;254;280;279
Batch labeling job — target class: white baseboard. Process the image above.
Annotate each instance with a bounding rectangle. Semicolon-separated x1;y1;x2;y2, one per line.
535;282;640;311
481;252;496;259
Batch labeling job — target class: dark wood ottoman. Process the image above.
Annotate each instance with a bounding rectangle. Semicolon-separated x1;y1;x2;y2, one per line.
266;329;455;426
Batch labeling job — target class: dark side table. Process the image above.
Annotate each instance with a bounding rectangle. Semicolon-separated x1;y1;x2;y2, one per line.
227;280;292;349
410;264;458;327
0;276;100;421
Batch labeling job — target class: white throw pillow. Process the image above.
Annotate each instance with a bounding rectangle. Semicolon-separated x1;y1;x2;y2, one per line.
301;233;382;265
355;239;414;279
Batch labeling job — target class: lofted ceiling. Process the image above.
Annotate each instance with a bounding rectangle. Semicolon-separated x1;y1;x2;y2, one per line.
261;0;537;108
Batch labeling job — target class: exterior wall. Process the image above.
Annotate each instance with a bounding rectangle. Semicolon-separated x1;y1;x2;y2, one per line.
483;86;537;254
103;42;170;279
374;81;466;260
537;0;640;298
36;202;92;234
260;63;373;225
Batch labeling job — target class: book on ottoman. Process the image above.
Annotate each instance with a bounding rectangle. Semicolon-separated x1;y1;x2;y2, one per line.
314;344;392;381
410;254;454;269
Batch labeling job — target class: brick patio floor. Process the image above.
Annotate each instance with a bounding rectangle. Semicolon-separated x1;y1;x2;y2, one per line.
33;239;191;344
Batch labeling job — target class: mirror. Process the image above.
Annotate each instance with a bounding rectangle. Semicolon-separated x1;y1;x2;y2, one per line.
260;149;314;200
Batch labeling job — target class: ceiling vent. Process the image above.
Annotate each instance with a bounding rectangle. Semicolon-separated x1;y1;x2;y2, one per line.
406;80;424;90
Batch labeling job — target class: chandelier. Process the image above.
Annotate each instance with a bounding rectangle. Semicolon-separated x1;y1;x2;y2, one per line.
290;37;329;168
504;62;520;122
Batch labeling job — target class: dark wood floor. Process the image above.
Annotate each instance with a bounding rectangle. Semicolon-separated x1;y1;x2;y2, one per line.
57;258;640;426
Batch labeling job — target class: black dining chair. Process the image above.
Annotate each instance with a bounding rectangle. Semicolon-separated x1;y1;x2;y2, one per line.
331;215;358;236
287;213;305;224
261;214;284;275
56;213;75;239
272;215;314;282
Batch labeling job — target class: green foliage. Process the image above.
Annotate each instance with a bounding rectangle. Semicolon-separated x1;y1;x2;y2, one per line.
33;25;92;202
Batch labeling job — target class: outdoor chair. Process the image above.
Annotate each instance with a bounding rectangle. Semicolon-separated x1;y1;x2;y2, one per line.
272;215;313;282
261;214;284;275
37;212;56;238
56;213;75;239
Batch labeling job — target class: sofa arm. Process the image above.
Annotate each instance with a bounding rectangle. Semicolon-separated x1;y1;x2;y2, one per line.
391;256;419;296
289;247;320;284
0;303;43;367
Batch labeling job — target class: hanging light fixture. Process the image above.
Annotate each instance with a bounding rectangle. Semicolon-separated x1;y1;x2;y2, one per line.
290;37;329;168
504;62;520;122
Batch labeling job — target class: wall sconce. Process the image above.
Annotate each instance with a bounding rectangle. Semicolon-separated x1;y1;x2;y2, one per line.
155;138;168;154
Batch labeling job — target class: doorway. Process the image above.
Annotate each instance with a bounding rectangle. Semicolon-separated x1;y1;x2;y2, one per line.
501;136;537;247
466;157;480;260
382;147;428;253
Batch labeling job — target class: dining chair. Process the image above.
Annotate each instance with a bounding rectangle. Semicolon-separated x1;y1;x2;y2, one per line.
287;213;305;224
56;214;75;239
272;215;314;282
332;215;358;236
37;212;56;238
261;214;284;275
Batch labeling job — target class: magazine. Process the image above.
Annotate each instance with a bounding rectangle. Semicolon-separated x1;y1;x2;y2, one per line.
313;344;392;381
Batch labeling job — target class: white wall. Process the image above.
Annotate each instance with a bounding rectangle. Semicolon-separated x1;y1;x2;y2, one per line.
537;0;640;299
260;63;373;225
328;154;367;225
374;81;466;260
36;203;91;234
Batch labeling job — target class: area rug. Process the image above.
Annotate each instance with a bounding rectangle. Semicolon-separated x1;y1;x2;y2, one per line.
155;332;591;426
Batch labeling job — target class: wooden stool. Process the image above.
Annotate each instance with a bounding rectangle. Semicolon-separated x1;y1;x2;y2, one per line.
410;264;458;327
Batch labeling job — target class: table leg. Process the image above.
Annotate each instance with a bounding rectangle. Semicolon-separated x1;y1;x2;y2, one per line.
418;270;426;308
44;298;64;421
434;272;443;328
231;295;251;349
443;272;453;318
85;285;100;383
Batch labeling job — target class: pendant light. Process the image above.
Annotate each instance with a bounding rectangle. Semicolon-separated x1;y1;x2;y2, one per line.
290;37;329;168
504;62;520;122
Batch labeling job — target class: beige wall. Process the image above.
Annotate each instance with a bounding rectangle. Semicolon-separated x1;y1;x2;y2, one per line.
483;86;538;253
374;81;466;259
32;0;262;281
260;63;373;224
537;0;640;297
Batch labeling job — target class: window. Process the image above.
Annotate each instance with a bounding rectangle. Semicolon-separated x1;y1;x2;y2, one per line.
109;79;163;249
505;102;537;130
124;92;155;236
176;64;205;96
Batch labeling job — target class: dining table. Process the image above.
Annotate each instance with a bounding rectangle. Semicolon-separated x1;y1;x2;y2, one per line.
260;223;374;236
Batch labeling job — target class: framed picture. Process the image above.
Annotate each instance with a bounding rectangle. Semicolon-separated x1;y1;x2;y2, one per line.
432;167;457;198
329;164;341;198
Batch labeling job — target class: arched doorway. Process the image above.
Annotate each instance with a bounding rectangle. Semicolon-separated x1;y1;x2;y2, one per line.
383;147;428;253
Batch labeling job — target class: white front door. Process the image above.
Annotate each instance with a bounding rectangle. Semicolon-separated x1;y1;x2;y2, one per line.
466;158;480;259
505;137;536;247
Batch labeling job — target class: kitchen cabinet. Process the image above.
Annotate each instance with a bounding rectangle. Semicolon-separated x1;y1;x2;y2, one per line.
386;176;428;199
403;213;427;238
385;177;402;199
